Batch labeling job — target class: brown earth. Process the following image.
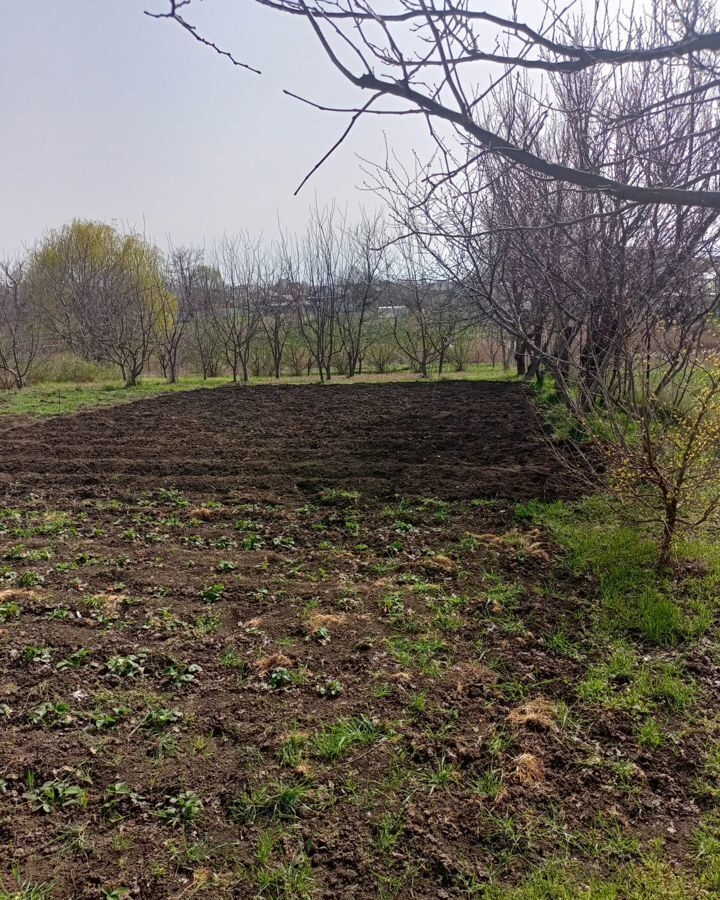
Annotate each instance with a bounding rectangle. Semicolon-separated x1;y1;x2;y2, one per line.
0;381;572;501
0;382;714;899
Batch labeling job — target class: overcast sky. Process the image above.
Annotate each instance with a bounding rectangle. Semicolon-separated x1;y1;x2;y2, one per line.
1;0;435;255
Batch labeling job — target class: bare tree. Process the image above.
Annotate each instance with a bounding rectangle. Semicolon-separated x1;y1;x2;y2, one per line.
370;49;720;400
150;0;720;208
187;262;224;379
213;235;262;383
0;257;39;389
390;241;467;378
257;251;294;379
336;212;387;377
286;206;346;382
158;245;202;382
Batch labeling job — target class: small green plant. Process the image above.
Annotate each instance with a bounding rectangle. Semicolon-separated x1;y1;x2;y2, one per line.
193;610;221;634
16;571;45;588
309;626;330;645
92;705;130;730
230;781;313;824
142;708;183;731
200;582;224;603
0;600;21;622
317;678;343;698
25;779;88;813
266;666;293;689
319;488;361;507
29;701;74;728
241;533;264;551
102;783;144;820
56;648;92;670
157;790;203;826
20;645;52;665
310;716;389;760
105;654;144;678
164;660;202;686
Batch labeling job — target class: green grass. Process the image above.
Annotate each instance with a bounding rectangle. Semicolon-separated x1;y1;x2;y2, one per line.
484;844;720;898
230;781;314;824
0;364;511;419
577;643;695;712
309;715;390;760
0;376;229;418
0;877;55;900
516;496;719;646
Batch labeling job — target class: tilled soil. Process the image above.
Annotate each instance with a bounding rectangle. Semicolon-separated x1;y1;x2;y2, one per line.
0;381;572;501
0;382;714;899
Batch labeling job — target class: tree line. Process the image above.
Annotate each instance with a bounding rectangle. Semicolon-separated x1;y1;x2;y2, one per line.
0;209;486;390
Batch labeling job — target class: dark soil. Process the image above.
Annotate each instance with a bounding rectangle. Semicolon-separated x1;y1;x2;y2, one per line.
0;381;573;501
0;382;713;898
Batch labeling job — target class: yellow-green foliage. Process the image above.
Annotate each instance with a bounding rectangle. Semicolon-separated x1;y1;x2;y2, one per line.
28;218;175;328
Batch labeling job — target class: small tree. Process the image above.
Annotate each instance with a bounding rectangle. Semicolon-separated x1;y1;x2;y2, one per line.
29;221;163;386
569;346;720;570
0;257;39;389
158;245;201;383
187;264;224;380
213;235;262;383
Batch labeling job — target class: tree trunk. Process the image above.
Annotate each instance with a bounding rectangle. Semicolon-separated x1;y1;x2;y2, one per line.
658;499;678;570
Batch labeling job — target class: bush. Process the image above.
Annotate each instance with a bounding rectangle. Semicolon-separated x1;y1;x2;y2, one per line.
32;352;116;384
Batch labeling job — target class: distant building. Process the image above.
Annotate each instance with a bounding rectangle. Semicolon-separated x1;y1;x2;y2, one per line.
378;305;407;318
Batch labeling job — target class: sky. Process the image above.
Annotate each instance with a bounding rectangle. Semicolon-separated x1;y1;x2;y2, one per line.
0;0;435;255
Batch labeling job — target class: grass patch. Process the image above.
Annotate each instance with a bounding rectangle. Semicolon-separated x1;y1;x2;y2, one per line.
516;496;718;645
309;716;390;760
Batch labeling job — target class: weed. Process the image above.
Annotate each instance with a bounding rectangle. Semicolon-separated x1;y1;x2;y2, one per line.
636;716;665;748
157;791;203;826
230;781;314;824
310;716;389;760
0;871;55;899
387;636;447;674
578;644;695;712
25;779;88;813
373;812;405;852
278;732;306;767
105;654;145;678
472;767;505;799
408;691;427;720
422;757;461;793
164;659;202;686
200;582;224;603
